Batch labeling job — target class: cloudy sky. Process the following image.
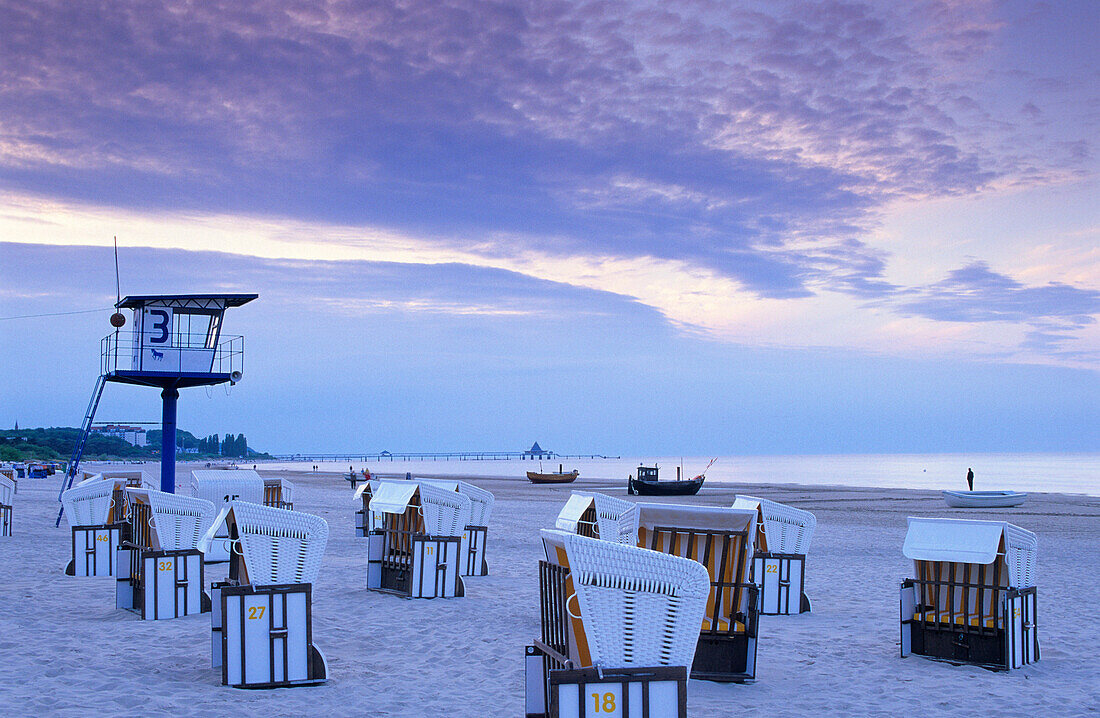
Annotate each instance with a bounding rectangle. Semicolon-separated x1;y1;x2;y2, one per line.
1;0;1097;454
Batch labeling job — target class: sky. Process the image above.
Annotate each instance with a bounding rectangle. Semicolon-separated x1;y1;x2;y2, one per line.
0;0;1097;455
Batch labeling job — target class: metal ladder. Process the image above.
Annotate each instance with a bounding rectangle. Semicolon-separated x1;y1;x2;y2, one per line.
55;374;107;526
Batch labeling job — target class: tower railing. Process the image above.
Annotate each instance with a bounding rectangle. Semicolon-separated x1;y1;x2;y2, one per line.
101;332;245;377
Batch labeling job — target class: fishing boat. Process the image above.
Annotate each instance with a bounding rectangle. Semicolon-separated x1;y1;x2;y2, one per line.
627;458;716;496
942;490;1027;508
527;464;579;484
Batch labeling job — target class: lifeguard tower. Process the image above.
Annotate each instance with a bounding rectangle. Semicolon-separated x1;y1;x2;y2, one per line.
56;294;256;525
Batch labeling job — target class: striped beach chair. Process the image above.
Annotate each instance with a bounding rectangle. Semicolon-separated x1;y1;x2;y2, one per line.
525;529;709;718
200;501;329;688
732;495;816;614
627;503;761;682
353;479;382;536
901;517;1039;670
555;491;637;544
116;488;215;619
366;481;470;598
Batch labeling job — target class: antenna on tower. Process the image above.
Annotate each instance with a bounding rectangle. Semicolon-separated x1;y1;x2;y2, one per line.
109;237;126;329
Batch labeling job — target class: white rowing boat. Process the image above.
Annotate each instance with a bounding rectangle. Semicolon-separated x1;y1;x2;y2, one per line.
942;490;1027;508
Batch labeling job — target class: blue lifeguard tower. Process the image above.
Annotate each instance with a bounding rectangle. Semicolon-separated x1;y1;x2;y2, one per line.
57;294;256;525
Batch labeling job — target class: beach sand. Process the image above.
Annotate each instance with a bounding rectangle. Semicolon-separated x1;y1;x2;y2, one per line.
2;467;1097;716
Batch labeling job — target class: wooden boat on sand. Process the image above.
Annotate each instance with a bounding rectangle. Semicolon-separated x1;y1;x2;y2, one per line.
942;490;1027;508
527;465;579;484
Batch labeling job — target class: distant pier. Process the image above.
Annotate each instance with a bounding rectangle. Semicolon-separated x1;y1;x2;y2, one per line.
267;451;619;462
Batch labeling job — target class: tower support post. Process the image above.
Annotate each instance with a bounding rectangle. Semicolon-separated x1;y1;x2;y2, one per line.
160;385;179;493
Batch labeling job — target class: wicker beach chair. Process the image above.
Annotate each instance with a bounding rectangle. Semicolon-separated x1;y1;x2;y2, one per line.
116;488;215;619
526;529;709;717
0;474;14;537
61;475;130;576
353;479;383;536
190;469;264;562
417;478;494;575
366;481;469;598
732;495;816;614
554;491;637;544
901;517;1039;670
262;477;294;509
627;503;761;682
200;502;330;688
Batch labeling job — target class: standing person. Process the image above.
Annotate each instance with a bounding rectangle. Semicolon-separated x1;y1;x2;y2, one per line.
966;468;974;491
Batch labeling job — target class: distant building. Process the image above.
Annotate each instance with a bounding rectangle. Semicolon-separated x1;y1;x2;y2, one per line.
92;424;148;447
523;442;553;460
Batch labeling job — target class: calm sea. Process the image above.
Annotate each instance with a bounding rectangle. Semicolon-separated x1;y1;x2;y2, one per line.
262;453;1100;497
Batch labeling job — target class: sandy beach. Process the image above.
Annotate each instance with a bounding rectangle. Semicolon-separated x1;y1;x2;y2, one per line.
2;467;1097;717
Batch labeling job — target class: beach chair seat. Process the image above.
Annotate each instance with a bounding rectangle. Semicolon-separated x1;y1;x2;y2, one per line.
200;502;329;688
525;530;708;718
417;478;494;576
0;474;14;537
61;475;131;576
626;503;761;682
115;488;214;620
732;495;816;614
900;517;1039;670
190;469;265;562
555;491;636;544
365;481;468;598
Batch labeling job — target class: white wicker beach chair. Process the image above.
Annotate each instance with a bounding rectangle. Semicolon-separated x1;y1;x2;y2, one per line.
555;492;636;544
0;474;14;507
201;502;330;688
415;478;494;575
116;488;215;620
191;470;265;561
262;477;294;509
0;474;14;537
201;501;329;586
732;495;816;615
129;488;217;551
190;469;265;505
62;474;124;527
541;529;710;668
732;495;816;554
366;481;468;598
900;517;1039;670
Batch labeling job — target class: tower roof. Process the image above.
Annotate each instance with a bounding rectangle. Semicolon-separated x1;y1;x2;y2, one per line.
117;294;258;310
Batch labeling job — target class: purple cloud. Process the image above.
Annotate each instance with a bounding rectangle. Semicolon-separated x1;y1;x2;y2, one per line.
0;0;1093;311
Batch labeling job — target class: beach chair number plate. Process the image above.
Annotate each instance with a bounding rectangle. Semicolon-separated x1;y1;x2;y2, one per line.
549;666;687;718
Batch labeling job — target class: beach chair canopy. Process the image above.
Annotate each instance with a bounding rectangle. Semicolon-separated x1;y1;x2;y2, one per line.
902;517;1037;588
540;529;710;669
352;479;381;504
62;474;125;526
126;487;216;551
190;469;264;505
415;479;494;527
200;502;328;585
0;475;14;505
370;481;472;537
732;495;816;554
555;492;636;544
